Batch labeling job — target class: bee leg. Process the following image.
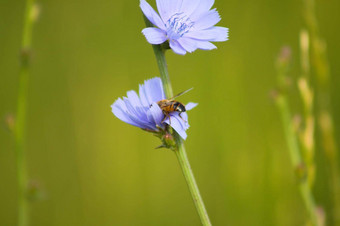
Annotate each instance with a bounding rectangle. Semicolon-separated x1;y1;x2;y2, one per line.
161;113;170;124
178;113;187;123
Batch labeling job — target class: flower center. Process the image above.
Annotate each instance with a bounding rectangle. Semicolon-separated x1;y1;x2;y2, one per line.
165;13;194;40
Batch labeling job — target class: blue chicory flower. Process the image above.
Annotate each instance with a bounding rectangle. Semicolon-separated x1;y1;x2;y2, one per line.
111;77;197;140
140;0;229;55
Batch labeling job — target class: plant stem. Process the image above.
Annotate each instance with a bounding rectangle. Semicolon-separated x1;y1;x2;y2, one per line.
303;0;340;224
143;16;212;226
298;30;316;189
143;18;173;98
275;49;319;225
174;138;212;226
275;94;318;226
16;0;37;225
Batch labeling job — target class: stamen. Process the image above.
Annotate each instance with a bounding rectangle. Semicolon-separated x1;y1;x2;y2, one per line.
165;13;194;40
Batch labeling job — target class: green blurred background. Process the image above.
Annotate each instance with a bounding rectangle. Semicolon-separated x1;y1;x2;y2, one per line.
1;0;340;225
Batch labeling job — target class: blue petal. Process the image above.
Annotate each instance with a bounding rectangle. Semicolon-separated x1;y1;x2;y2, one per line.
185;102;198;111
139;84;149;107
180;0;200;17
142;27;167;44
165;115;188;140
127;90;147;115
180;112;189;129
177;37;197;53
111;98;143;128
123;96;146;122
156;0;182;23
190;0;215;21
148;102;164;127
144;77;165;104
174;112;189;130
169;40;187;55
184;26;229;42
195;40;217;50
139;78;164;106
193;9;221;30
123;97;156;130
140;0;166;30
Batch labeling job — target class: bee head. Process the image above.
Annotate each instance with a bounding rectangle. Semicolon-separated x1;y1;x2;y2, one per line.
174;102;186;112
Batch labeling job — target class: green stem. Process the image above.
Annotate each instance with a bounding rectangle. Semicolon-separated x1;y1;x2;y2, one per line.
143;17;173;98
143;16;212;226
174;138;212;226
16;0;36;225
303;0;340;224
275;94;318;226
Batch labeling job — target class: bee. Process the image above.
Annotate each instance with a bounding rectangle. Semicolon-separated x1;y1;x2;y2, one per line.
156;88;193;123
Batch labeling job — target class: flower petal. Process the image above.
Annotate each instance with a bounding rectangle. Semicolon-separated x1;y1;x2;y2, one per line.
156;0;182;23
144;77;165;104
190;0;215;21
111;98;143;128
123;96;145;122
169;40;187;55
165;115;188;140
123;97;156;130
148;102;164;126
184;26;229;42
185;102;198;111
177;37;197;53
180;0;200;17
193;9;221;30
142;27;167;44
126;90;148;115
195;40;217;50
140;0;166;30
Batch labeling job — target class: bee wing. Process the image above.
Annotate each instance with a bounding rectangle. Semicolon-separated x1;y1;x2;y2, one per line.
169;87;193;100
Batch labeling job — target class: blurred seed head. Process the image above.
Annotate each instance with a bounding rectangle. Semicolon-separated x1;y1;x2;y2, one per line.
4;113;15;133
269;89;279;100
276;46;292;68
295;162;307;181
304;116;315;153
293;114;302;133
30;3;41;23
320;111;336;157
300;30;310;74
27;180;46;202
298;78;314;109
316;206;326;226
300;30;310;52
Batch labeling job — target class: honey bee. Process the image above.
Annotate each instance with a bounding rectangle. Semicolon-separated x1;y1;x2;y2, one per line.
156;88;193;123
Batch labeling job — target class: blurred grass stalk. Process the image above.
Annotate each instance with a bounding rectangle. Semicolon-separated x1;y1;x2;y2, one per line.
303;0;340;224
275;46;320;226
298;30;315;190
15;0;38;225
143;17;212;226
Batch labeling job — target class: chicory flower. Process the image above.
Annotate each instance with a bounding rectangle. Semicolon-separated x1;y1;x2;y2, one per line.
111;77;197;140
140;0;229;55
